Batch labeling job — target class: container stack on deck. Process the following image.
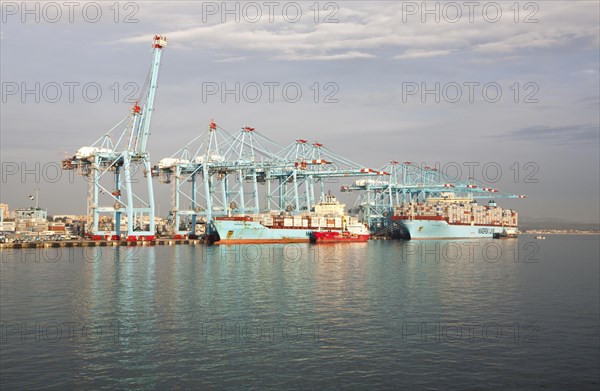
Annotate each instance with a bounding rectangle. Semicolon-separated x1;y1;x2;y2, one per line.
248;193;359;231
393;201;518;227
265;213;360;230
226;212;361;231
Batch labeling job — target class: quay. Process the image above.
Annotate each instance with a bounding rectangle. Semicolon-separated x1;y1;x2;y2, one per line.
0;239;204;250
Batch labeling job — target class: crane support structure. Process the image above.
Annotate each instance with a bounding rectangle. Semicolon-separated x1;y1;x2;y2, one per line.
62;35;167;240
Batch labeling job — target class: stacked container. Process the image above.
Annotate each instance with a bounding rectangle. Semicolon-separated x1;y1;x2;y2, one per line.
393;199;518;227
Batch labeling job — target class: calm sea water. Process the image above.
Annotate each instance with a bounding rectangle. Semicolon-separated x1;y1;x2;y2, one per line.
1;235;598;390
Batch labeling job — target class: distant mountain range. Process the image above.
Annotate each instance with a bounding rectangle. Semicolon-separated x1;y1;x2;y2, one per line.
520;216;600;231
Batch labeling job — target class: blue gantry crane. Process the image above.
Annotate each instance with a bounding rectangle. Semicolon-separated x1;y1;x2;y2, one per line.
62;35;167;240
343;160;526;231
155;122;382;237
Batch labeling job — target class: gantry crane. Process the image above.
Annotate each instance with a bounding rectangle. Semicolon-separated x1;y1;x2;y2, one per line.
155;121;284;237
62;35;167;240
344;161;526;231
155;121;383;237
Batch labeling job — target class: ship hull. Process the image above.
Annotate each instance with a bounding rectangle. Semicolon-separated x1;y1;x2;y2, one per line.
397;218;517;240
309;231;370;243
213;219;311;244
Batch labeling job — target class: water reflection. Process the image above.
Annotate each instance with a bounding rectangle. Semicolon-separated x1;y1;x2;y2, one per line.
1;237;598;389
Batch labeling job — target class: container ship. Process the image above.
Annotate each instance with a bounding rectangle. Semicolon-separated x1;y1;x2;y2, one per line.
391;193;518;240
212;193;370;244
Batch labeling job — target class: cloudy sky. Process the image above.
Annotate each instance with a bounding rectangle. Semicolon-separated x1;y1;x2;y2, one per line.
1;1;599;223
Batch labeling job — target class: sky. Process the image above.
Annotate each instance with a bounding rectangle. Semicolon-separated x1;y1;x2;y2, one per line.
1;1;599;223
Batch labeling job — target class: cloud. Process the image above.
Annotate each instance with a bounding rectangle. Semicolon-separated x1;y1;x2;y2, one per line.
393;49;451;60
278;51;375;61
214;56;247;63
576;68;599;77
579;95;600;108
113;2;599;61
508;124;600;145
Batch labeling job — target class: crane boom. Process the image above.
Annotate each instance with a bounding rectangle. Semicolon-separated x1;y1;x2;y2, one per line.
133;35;167;156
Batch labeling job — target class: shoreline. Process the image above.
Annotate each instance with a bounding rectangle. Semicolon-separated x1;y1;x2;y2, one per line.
0;238;204;249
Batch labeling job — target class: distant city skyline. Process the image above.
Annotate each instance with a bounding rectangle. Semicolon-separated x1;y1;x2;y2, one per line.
1;1;599;224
